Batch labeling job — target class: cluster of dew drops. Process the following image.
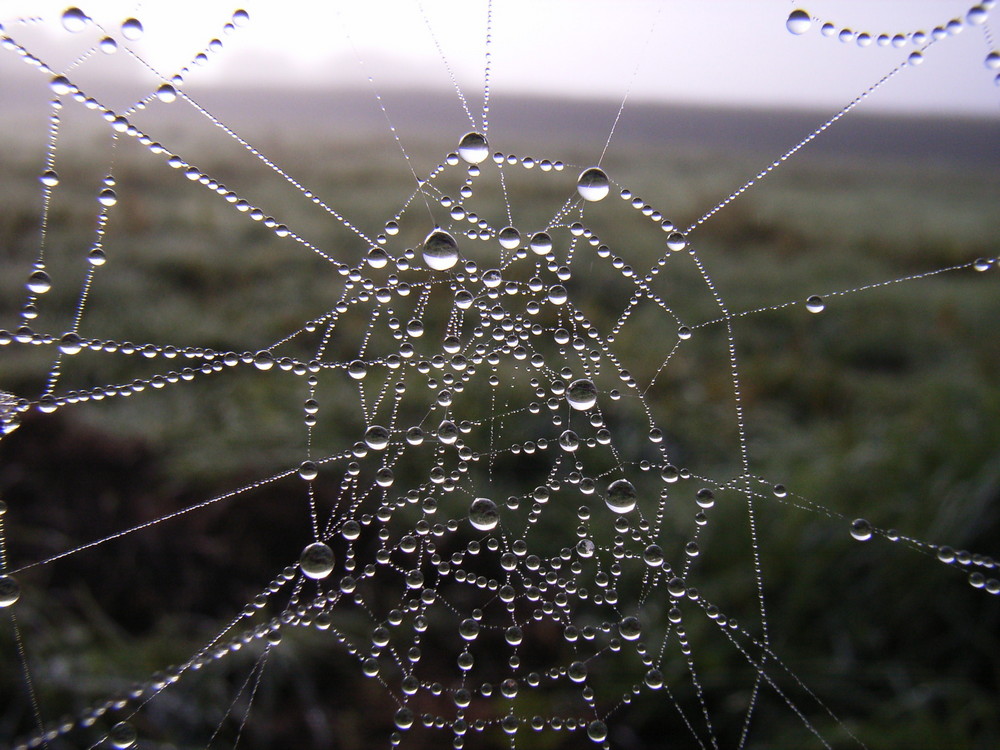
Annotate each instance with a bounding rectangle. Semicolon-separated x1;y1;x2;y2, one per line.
2;4;1000;749
786;2;1000;75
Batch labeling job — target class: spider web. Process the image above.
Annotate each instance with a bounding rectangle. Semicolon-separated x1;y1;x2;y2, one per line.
0;2;999;749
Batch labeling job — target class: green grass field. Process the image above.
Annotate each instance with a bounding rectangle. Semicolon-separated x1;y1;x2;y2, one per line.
1;109;998;749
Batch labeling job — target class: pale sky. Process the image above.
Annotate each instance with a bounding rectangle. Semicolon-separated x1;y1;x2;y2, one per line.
3;0;999;115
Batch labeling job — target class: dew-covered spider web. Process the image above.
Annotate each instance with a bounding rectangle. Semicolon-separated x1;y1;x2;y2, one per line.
1;2;999;749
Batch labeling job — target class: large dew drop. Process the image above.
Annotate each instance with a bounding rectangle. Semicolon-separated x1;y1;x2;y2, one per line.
576;167;610;202
469;498;499;531
457;132;489;164
422;229;460;271
606;478;637;513
566;378;597;410
300;542;335;579
786;9;812;35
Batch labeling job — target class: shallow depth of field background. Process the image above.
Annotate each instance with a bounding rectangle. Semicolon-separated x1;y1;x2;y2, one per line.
1;2;999;749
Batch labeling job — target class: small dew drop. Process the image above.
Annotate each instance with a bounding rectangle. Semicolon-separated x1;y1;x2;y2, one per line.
422;229;460;271
850;518;873;542
26;270;51;294
606;478;637;514
61;7;88;33
666;231;687;252
0;575;21;607
529;231;553;255
458;132;489;164
587;720;608;743
98;188;118;207
108;721;137;749
806;295;825;313
786;9;812;35
50;75;73;96
121;18;144;41
156;83;177;103
298;461;318;481
986;51;1000;70
469;498;498;531
99;37;118;54
566;379;597;410
498;226;520;250
364;425;390;450
547;284;568;305
576;167;610;202
40;170;59;187
1;392;22;436
300;542;335;579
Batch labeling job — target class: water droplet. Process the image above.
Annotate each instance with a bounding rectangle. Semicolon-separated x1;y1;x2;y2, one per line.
121;18;144;41
298;461;318;480
965;6;987;27
529;231;552;255
850;518;873;541
458;132;489;164
364;425;390;450
459;618;480;640
987;51;1000;70
108;721;137;749
505;625;523;645
566;379;597;410
469;498;498;531
1;392;22;436
806;295;825;313
643;544;664;567
547;285;567;305
482;268;503;288
40;170;59;187
98;188;117;207
576;167;610;201
300;542;335;579
587;720;608;743
645;668;664;689
394;707;414;730
606;479;637;513
422;229;459;271
0;576;21;607
59;332;82;355
375;467;394;487
61;7;88;33
438;420;458;444
50;75;73;96
558;429;580;452
156;83;177;103
498;226;521;250
99;36;118;53
253;350;274;370
568;660;588;682
347;360;367;380
787;9;812;35
26;270;51;294
232;9;251;26
666;232;687;251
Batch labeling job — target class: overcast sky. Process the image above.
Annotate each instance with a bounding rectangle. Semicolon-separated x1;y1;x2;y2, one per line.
4;0;999;115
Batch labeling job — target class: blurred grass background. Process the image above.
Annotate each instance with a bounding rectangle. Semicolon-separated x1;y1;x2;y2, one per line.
0;104;998;750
